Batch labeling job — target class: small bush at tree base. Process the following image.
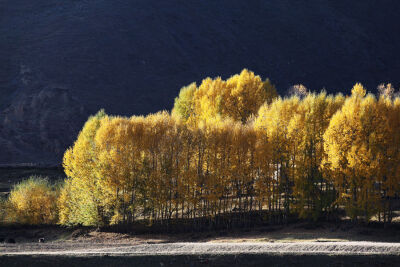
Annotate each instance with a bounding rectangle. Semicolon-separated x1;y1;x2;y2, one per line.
5;176;60;225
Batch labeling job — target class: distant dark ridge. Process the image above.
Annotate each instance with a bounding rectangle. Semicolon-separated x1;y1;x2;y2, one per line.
1;0;400;164
0;164;61;168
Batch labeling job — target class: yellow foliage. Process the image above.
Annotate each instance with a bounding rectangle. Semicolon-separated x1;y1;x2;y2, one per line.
190;69;269;124
323;84;400;221
54;77;400;226
6;177;59;225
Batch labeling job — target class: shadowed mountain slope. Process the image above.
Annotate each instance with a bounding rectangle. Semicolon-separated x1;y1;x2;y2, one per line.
1;0;400;164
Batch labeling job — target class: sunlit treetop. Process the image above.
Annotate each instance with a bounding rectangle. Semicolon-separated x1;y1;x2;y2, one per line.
173;69;277;124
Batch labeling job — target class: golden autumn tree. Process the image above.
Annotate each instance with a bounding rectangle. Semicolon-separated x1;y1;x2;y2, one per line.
293;92;344;220
191;76;226;123
189;69;271;124
204;118;234;217
221;69;267;122
372;94;400;223
323;84;383;221
95;116;141;224
58;110;108;226
255;96;302;221
172;83;197;121
253;118;273;214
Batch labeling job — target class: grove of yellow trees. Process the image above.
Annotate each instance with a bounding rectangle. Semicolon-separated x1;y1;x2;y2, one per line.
3;70;399;228
323;84;400;223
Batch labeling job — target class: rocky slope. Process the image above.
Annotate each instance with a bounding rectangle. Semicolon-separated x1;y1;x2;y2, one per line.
1;0;400;164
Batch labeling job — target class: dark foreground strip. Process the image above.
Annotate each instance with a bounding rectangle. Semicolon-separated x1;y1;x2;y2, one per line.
1;254;400;267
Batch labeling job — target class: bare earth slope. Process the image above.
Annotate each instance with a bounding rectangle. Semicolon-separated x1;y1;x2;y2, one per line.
1;0;400;164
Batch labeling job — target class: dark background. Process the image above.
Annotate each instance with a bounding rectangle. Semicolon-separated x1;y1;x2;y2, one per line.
1;0;400;165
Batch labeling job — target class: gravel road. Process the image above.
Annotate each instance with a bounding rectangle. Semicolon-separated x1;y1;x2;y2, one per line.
2;241;400;256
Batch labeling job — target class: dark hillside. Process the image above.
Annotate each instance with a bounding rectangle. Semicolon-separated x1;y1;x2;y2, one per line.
1;0;400;164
